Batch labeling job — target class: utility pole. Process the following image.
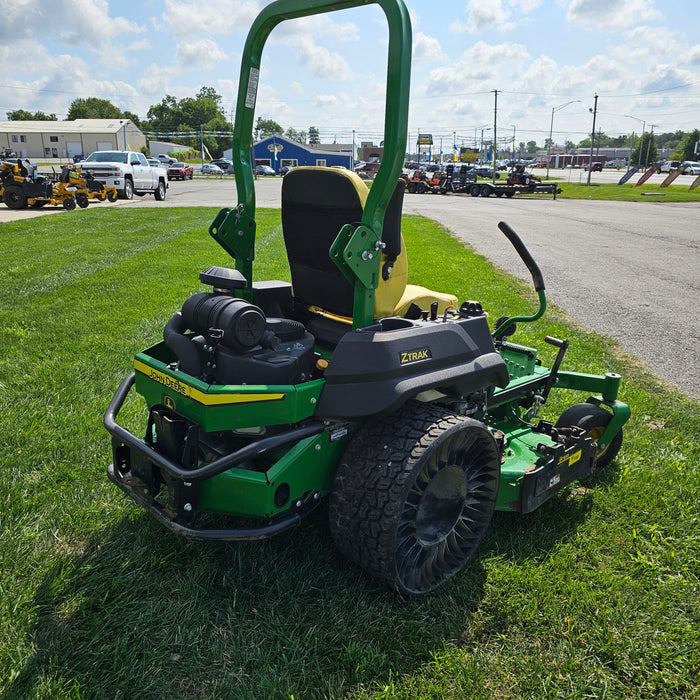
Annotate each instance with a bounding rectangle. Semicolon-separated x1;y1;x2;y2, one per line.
586;94;598;186
492;89;498;184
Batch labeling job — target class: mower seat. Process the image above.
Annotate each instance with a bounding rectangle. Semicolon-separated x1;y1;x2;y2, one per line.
281;167;456;333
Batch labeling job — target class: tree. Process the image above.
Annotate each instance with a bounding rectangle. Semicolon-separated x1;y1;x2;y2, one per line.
123;110;142;128
285;127;306;143
67;97;123;120
308;126;320;144
255;118;283;139
7;109;56;120
631;131;658;168
681;129;700;162
525;140;537;154
144;87;230;157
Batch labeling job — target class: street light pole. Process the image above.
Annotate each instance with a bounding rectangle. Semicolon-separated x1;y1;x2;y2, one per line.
624;115;645;169
492;89;498;184
546;99;580;180
645;125;657;169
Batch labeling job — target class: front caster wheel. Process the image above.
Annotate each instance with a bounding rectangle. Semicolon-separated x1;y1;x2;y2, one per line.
555;403;623;468
329;402;501;596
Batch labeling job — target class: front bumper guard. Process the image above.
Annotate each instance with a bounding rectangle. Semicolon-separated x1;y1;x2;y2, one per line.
104;372;325;541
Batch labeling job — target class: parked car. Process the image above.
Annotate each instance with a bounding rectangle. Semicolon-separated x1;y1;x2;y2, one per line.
201;163;223;175
156;154;177;165
469;167;501;179
167;162;194;180
280;165;294;175
681;161;700;176
355;162;379;173
147;157;161;167
255;164;275;176
210;158;233;173
584;162;603;171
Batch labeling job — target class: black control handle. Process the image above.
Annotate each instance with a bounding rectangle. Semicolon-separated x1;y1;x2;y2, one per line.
497;221;545;292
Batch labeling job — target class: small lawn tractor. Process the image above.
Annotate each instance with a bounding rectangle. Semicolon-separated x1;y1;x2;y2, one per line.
105;0;630;595
1;158;116;210
402;168;447;194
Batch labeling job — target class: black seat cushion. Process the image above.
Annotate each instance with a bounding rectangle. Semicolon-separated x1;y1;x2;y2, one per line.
282;168;405;318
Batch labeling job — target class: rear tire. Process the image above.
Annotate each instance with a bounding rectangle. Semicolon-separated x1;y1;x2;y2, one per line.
329;402;500;595
154;181;166;201
76;193;89;208
555;403;623;468
3;185;27;209
480;184;491;197
470;184;480;197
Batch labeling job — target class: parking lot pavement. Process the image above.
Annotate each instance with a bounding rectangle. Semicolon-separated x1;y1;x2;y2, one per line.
3;174;699;400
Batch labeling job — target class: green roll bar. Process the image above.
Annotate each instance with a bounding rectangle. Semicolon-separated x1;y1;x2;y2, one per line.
209;0;412;327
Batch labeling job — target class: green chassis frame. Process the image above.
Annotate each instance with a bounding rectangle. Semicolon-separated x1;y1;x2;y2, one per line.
105;0;630;540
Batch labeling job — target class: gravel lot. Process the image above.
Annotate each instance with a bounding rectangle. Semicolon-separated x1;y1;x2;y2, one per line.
3;172;698;399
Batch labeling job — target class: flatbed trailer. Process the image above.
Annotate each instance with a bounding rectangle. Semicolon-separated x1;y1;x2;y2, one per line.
468;180;562;199
444;164;561;199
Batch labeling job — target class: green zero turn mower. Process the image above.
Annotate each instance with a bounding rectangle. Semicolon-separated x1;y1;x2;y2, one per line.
105;0;630;596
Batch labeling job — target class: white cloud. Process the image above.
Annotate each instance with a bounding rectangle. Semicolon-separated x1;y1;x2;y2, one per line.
162;0;260;37
413;32;446;62
138;63;181;97
291;37;351;80
566;0;661;30
176;39;228;70
450;0;511;33
426;41;529;93
509;0;545;11
688;45;700;66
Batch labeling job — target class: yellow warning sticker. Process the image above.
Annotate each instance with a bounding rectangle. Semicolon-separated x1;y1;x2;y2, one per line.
135;360;285;407
558;449;582;467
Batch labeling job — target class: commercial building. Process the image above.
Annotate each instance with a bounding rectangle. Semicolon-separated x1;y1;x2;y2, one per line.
0;119;146;160
250;135;354;172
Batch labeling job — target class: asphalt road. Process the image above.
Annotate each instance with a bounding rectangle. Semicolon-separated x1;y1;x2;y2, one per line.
3;173;699;399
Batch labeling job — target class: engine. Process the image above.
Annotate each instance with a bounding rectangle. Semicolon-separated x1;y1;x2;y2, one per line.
163;267;316;386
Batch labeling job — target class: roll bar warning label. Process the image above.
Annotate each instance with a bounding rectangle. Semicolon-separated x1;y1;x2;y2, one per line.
245;67;259;109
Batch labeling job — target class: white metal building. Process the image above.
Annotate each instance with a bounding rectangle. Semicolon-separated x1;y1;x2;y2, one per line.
0;119;146;159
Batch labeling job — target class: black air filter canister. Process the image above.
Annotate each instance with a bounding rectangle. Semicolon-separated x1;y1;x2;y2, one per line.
180;293;267;352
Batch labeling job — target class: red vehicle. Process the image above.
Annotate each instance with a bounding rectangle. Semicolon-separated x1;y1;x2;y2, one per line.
167;162;194;180
585;162;603;172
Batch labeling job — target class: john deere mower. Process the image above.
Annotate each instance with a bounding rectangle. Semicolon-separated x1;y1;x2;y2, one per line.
105;0;630;595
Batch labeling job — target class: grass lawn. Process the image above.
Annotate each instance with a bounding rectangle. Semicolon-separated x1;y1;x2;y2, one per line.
555;181;700;202
1;207;698;699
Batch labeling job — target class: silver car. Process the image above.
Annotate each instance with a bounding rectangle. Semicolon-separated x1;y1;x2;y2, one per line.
201;163;223;175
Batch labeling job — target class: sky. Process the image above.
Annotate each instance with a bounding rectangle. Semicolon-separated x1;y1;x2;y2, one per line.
1;0;698;152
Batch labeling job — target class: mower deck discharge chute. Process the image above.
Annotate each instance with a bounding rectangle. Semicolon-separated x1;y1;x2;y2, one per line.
105;0;630;596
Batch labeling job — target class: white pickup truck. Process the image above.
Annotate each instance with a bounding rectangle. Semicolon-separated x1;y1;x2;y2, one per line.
77;151;168;200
